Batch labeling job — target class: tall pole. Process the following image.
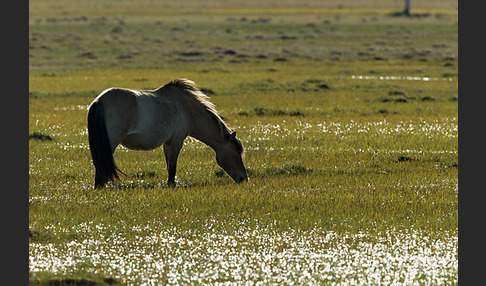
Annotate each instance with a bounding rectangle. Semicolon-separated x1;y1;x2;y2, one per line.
404;0;410;16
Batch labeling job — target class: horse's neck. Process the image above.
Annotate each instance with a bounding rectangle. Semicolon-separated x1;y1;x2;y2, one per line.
189;110;225;152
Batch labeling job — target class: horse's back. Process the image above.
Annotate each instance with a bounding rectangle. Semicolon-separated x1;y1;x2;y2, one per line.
92;87;137;109
126;89;191;149
93;87;190;150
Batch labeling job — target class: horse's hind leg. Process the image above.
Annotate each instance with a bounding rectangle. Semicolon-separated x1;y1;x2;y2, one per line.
163;140;183;187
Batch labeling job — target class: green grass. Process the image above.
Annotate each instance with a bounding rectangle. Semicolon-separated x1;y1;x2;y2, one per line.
29;0;457;284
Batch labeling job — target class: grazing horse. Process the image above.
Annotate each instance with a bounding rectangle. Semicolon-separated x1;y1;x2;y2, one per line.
87;78;248;188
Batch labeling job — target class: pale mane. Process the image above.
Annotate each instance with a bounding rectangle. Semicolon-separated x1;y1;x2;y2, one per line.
162;78;233;138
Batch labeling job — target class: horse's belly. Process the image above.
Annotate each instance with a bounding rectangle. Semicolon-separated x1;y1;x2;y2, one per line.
121;133;165;151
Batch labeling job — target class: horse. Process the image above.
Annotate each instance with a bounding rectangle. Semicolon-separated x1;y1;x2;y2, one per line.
87;78;248;188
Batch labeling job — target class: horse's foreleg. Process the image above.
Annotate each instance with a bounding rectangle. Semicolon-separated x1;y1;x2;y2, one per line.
163;141;183;187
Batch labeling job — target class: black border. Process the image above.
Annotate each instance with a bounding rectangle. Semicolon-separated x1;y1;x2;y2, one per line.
458;0;483;284
5;0;28;284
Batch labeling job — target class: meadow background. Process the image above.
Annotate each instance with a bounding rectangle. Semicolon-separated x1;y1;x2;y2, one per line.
29;0;458;284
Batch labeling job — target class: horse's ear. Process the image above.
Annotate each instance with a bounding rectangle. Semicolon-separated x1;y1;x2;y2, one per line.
230;131;237;140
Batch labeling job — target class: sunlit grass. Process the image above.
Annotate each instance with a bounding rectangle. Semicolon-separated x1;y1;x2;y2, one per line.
29;0;457;284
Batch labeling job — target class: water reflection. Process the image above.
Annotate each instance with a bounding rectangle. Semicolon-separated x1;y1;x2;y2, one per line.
237;118;458;143
30;221;457;285
351;75;454;82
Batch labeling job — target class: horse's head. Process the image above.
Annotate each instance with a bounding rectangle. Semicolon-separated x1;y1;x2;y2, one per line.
216;131;248;183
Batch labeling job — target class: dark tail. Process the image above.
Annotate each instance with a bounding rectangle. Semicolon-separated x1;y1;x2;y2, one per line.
87;100;122;188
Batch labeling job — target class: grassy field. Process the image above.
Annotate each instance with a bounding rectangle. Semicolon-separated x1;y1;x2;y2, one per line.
29;0;458;284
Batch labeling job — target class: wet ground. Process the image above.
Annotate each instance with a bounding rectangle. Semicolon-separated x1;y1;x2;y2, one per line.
30;221;457;285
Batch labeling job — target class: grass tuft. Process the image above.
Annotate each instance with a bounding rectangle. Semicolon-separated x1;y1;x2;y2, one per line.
29;131;53;141
29;273;123;286
240;107;305;116
264;164;313;176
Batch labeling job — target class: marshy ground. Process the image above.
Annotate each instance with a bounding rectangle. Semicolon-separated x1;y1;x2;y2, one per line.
29;0;457;284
